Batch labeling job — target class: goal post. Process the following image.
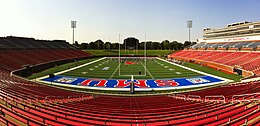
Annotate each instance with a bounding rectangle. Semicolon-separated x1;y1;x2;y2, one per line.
118;35;147;77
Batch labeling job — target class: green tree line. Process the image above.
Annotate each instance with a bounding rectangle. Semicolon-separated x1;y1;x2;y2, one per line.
74;37;196;50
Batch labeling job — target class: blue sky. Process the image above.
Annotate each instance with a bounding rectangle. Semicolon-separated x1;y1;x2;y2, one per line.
0;0;259;43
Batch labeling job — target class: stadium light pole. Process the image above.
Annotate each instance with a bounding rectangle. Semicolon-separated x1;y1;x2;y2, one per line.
144;34;147;76
71;21;77;45
187;20;192;42
118;34;121;76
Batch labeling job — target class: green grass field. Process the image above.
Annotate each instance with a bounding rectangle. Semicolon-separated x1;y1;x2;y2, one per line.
27;49;243;82
182;62;243;82
28;57;243;82
27;58;99;79
61;58;202;79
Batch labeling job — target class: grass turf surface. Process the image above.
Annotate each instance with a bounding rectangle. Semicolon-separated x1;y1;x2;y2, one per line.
60;57;202;79
182;62;243;82
27;57;243;81
27;58;99;79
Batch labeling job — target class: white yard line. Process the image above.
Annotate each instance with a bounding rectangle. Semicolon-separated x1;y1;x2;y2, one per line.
36;57;106;81
109;63;120;79
156;57;233;82
140;61;154;79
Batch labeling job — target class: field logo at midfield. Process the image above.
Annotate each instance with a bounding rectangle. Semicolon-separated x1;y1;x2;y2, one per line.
186;78;210;84
55;77;77;83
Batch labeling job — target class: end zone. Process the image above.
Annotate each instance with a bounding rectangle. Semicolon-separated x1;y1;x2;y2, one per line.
38;75;229;91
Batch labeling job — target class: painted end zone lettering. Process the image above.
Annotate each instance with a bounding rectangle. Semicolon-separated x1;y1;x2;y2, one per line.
115;80;148;88
80;79;107;87
155;80;179;87
41;75;224;89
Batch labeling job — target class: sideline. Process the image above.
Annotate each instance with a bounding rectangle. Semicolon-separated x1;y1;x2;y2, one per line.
36;57;106;81
156;57;233;83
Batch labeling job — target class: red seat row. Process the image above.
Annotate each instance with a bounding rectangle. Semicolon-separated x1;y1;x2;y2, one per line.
0;49;92;71
0;67;259;125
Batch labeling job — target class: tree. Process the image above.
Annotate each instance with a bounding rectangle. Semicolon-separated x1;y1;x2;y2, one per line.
161;40;170;50
183;41;192;48
169;42;174;50
153;42;161;50
123;37;139;50
139;42;145;50
104;42;111;50
79;43;89;49
94;39;104;50
112;43;119;50
83;38;186;51
146;41;152;50
89;42;96;49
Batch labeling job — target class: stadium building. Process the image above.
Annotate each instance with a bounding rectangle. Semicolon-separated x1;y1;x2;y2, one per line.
0;22;259;125
169;21;260;77
202;21;260;43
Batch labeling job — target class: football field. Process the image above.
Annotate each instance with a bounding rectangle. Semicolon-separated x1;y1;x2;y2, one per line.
60;57;202;79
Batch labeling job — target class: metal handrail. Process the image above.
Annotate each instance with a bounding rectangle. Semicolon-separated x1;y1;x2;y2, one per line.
232;93;260;103
187;95;201;101
45;96;64;103
68;95;81;99
176;94;186;100
205;95;225;103
167;94;175;98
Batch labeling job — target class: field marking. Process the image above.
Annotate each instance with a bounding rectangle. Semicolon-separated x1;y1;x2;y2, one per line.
36;57;106;81
156;57;233;83
109;63;120;79
36;57;233;91
140;61;154;79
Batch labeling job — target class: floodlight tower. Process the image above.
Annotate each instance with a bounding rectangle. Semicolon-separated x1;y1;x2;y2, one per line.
71;21;77;44
118;34;121;76
187;20;192;42
144;34;147;76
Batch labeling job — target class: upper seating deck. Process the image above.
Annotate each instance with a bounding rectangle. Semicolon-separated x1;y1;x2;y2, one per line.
190;42;260;51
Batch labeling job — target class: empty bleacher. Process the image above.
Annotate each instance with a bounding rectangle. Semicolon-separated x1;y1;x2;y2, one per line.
190;42;260;51
169;50;260;76
0;66;259;125
0;36;92;71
